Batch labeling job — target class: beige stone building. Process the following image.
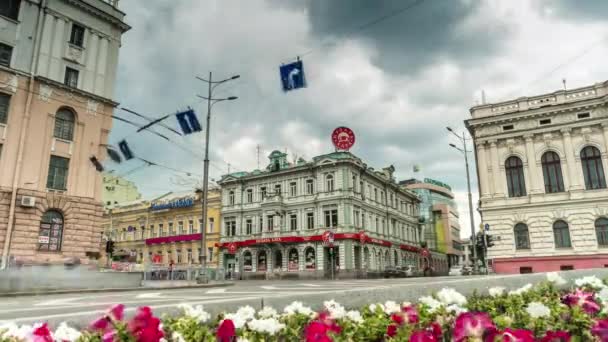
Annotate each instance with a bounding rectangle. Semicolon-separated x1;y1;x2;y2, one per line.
0;0;129;267
103;189;222;269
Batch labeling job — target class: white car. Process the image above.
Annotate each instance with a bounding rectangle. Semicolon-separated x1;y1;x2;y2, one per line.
449;265;471;276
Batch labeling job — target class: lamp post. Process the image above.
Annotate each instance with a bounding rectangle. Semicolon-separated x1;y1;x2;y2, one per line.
195;72;239;283
446;127;478;274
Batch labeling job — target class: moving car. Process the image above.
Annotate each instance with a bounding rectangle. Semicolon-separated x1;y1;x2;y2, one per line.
404;265;418;277
383;266;407;278
449;265;472;276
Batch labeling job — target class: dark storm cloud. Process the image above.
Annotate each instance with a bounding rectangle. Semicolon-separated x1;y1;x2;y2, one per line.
299;0;511;74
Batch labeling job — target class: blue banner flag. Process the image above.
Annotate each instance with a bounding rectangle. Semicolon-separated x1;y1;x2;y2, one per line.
280;60;306;91
176;109;202;135
118;140;134;160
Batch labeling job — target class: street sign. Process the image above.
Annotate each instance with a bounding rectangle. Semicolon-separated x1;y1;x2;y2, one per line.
279;60;306;91
484;223;490;231
331;127;356;151
322;231;335;247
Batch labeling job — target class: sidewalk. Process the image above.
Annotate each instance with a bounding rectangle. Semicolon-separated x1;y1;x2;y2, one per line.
0;281;234;297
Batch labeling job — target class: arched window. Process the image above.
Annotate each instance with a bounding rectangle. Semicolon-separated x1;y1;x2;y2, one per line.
326;174;334;192
514;223;530;250
363;247;370;269
505;156;526;197
393;250;398;266
288;248;299;271
553;220;571;248
581;146;606;190
595;218;608;246
257;250;267;271
274;250;283;270
38;210;64;251
384;250;390;267
304;247;316;270
243;251;252;271
541;152;565;193
54;108;75;141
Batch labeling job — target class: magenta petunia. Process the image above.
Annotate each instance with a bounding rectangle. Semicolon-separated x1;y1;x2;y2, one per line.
386;324;398;338
127;306;164;342
453;312;496;342
562;289;601;315
492;328;535;342
410;330;437;342
402;305;420;324
306;321;333;342
540;331;571;342
217;319;236;342
591;319;608;341
32;323;53;342
109;304;125;321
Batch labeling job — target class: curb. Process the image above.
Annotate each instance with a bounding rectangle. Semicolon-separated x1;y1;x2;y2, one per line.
0;282;235;298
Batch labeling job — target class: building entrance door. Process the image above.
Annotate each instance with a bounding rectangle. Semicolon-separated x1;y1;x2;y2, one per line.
323;246;338;279
224;255;235;280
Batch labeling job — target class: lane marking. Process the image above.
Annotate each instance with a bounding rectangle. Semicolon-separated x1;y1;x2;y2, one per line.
299;284;321;287
35;297;89;307
206;288;226;294
260;286;278;290
136;293;162;299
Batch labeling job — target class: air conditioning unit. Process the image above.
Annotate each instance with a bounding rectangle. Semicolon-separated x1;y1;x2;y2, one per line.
20;196;36;207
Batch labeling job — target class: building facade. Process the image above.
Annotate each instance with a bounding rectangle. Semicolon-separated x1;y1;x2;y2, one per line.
103;189;221;269
102;172;142;209
0;0;129;267
218;151;446;280
466;80;608;274
401;178;463;267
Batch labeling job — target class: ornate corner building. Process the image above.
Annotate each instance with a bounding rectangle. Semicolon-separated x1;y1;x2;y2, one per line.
466;81;608;274
0;0;129;267
217;150;448;280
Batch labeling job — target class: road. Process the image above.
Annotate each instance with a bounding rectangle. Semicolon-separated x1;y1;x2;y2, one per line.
0;276;483;328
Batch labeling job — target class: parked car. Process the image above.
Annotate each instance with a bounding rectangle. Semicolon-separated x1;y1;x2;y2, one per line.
384;266;407;278
404;265;418;277
449;265;472;276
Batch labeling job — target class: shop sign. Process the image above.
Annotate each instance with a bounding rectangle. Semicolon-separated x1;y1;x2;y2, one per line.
38;236;49;244
150;197;195;211
228;243;237;254
322;231;335;247
331;127;356;151
358;230;367;245
423;178;452;191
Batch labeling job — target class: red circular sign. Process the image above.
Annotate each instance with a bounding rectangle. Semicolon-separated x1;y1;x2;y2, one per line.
322;231;335;246
228;243;237;254
358;230;367;245
332;127;356;151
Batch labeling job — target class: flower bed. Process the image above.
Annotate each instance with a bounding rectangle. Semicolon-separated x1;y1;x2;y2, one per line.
3;273;608;341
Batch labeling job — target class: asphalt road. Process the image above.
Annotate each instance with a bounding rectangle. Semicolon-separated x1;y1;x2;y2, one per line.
0;276;482;328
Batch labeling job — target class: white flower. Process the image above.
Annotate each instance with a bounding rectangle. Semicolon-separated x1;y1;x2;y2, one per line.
525;302;551;318
237;338;251;342
446;304;467;315
546;272;567;286
284;301;313;316
323;300;346;319
0;324;33;341
53;322;81;342
223;314;247;329
368;303;385;312
258;306;278;318
383;301;401;314
236;306;256;321
178;303;211;323
597;288;608;302
346;310;363;323
575;276;605;289
508;284;532;296
418;296;442;313
0;322;19;338
171;332;186;342
247;318;285;336
488;287;506;297
436;288;467;306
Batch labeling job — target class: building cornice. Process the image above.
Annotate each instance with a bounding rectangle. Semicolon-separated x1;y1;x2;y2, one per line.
36;76;119;107
62;0;131;33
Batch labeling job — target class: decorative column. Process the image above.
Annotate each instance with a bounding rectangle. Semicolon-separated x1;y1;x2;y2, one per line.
476;141;491;198
561;128;583;190
489;140;504;196
602;123;608;158
524;134;541;193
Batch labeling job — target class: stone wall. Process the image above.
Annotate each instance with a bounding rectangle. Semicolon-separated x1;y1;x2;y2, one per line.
0;188;104;265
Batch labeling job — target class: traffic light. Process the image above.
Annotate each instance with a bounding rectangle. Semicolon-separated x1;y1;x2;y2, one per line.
105;240;115;254
475;233;484;249
486;235;495;248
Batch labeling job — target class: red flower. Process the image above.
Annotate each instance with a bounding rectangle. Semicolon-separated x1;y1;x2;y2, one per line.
32;323;53;342
90;317;110;332
217;319;236;342
495;328;535;342
306;321;332;342
428;322;442;340
391;313;405;325
540;331;571;342
592;319;608;342
386;324;399;338
127;307;164;342
453;312;495;342
410;330;437;342
109;304;125;321
562;289;600;315
402;305;420;324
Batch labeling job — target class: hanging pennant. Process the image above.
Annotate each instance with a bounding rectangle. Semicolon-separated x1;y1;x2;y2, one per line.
89;156;104;172
176;109;202;135
279;59;306;91
118;140;134;160
106;146;122;163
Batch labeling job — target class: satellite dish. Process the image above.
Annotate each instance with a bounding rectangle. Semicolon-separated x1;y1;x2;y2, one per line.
106;146;122;163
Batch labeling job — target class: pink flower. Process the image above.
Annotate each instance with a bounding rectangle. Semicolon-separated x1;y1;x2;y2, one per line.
539;331;571;342
90;317;110;332
32;323;53;342
306;321;333;342
592;319;608;342
562;289;600;315
102;330;116;342
402;306;420;324
391;313;404;325
109;304;124;321
428;322;442;340
453;312;496;342
487;328;535;342
386;324;398;338
317;311;341;335
127;307;164;342
217;319;236;342
410;330;437;342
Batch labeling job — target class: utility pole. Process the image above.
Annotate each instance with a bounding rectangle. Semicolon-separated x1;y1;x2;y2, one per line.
196;72;239;283
447;127;478;274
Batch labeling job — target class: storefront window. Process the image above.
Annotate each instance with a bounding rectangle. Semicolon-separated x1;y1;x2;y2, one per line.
38;210;63;252
243;251;252;271
274;250;283;270
257;250;267;271
288;248;299;271
304;247;316;270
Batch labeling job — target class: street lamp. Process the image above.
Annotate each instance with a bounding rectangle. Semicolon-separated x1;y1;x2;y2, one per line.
447;126;478;274
195;72;239;283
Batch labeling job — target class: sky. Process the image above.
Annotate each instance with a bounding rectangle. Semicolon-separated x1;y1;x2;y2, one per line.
108;0;608;239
